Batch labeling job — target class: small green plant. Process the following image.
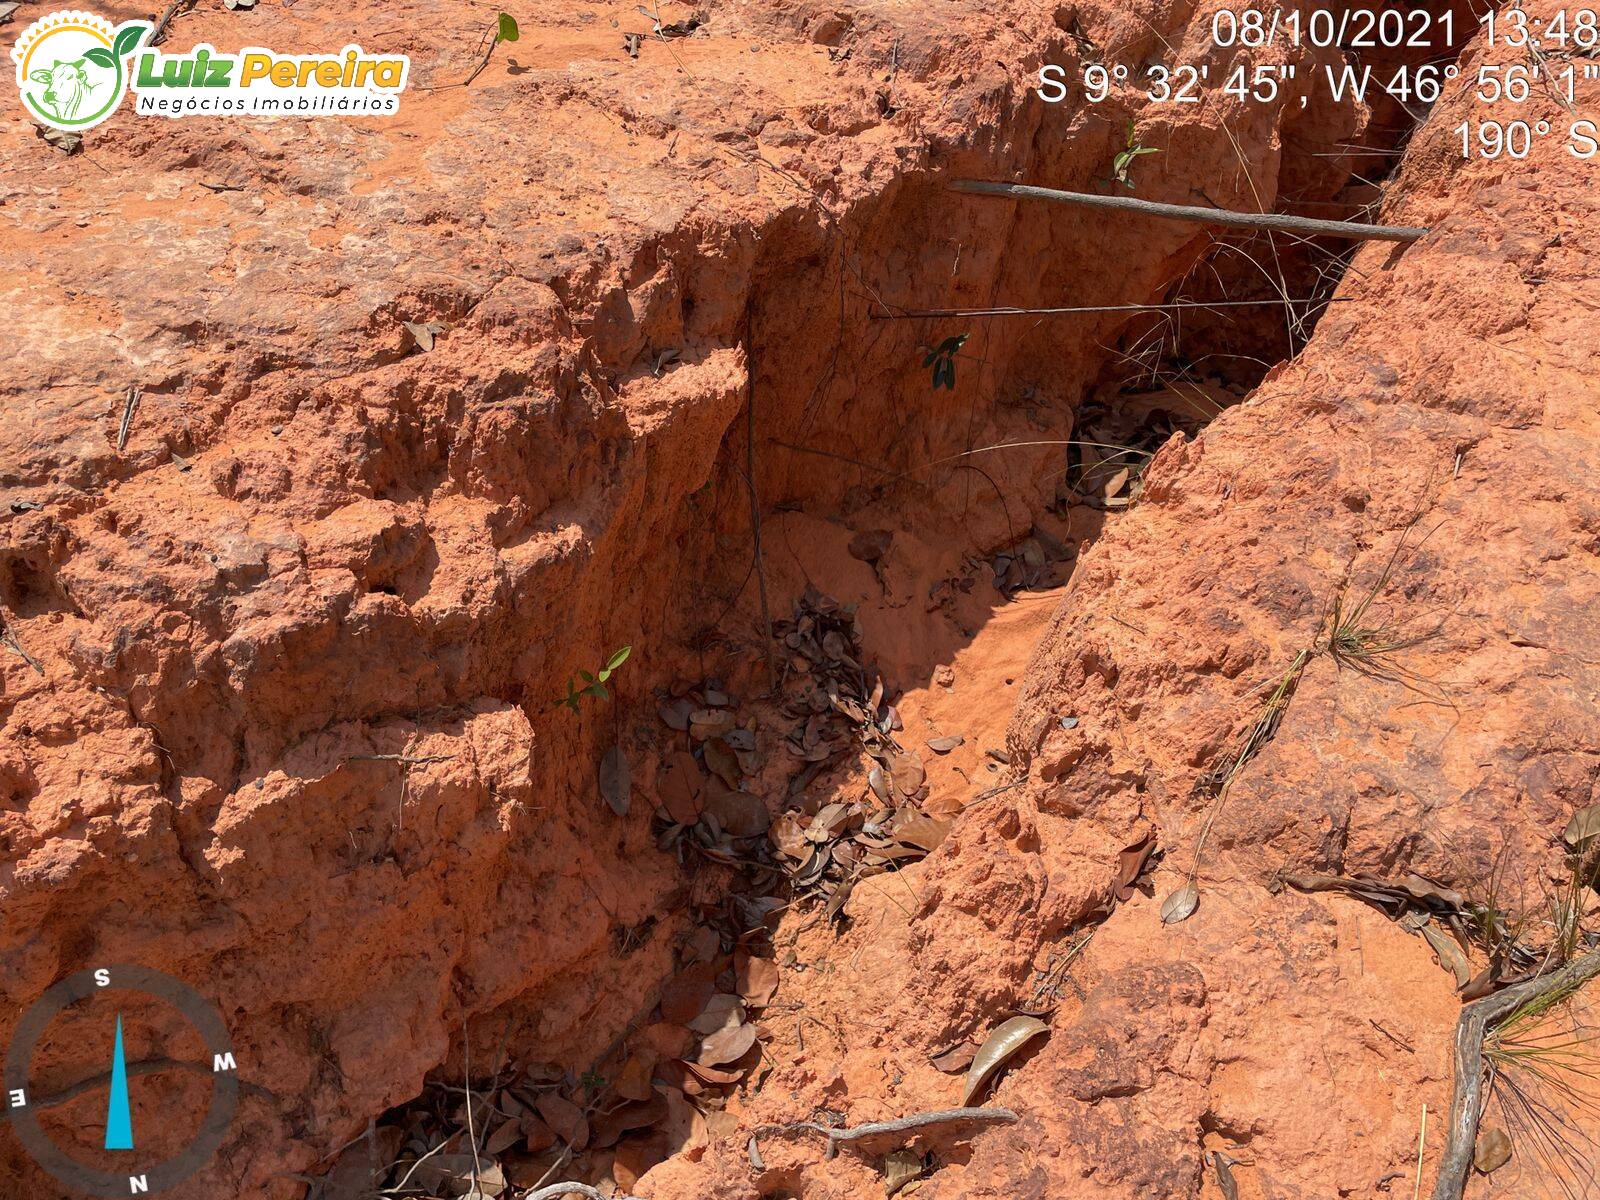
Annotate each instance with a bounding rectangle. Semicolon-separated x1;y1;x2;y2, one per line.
1112;122;1161;189
924;333;968;390
428;11;518;89
556;645;631;713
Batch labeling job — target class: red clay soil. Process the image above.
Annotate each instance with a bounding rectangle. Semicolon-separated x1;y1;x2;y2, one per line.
3;0;1596;1197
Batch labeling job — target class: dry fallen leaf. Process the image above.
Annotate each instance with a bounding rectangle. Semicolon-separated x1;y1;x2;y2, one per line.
1565;804;1600;849
1161;882;1199;924
402;319;446;351
534;1093;589;1149
680;1058;744;1085
660;962;718;1025
703;783;769;837
1208;1150;1241;1200
699;1021;758;1066
929;1042;978;1073
659;753;704;825
615;1052;657;1102
35;125;81;154
926;734;965;754
1474;1126;1512;1173
413;1153;504;1197
736;953;780;1008
485;1116;523;1156
599;744;631;816
1113;831;1157;901
884;1148;925;1196
961;1015;1049;1105
687;993;745;1036
895;813;951;853
1419;923;1473;988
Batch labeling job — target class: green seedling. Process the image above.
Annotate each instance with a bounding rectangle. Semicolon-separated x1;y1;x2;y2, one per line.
924;333;968;391
557;645;631;713
1113;121;1161;188
430;11;518;89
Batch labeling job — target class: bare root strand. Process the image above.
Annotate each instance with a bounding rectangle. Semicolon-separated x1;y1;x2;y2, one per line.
952;180;1430;242
1432;949;1600;1200
747;1106;1018;1165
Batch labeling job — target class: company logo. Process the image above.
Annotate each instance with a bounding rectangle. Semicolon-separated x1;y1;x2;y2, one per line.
11;11;146;130
11;9;410;128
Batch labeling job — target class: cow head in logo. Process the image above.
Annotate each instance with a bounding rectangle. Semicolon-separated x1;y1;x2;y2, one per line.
29;57;104;121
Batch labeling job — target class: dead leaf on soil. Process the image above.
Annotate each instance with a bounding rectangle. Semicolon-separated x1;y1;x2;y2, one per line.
703;783;769;837
895;812;951;853
687;993;745;1036
534;1092;589;1149
36;125;81;154
615;1052;657;1102
1114;831;1158;901
961;1015;1049;1105
1565;804;1600;849
660;962;718;1025
659;752;704;825
929;1041;978;1073
1208;1150;1241;1200
736;953;780;1008
926;734;964;754
599;744;631;816
1474;1126;1512;1173
412;1154;504;1197
1419;922;1473;988
1161;882;1199;924
518;1111;557;1152
484;1116;523;1156
884;1148;925;1196
402;319;446;351
680;1058;745;1086
699;1021;758;1066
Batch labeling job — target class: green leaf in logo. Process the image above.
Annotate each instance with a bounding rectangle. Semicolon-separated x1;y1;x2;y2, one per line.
83;47;115;68
496;12;519;42
113;24;150;59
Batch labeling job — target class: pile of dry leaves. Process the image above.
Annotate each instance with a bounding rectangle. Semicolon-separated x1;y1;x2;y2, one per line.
766;588;952;922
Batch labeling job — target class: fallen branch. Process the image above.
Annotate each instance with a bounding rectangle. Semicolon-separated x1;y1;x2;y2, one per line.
347;753;455;766
2;622;43;675
748;1106;1017;1167
951;180;1429;243
117;384;141;451
150;0;194;45
869;298;1353;320
1431;948;1600;1200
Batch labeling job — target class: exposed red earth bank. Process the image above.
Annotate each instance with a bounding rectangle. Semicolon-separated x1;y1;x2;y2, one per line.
3;0;1597;1197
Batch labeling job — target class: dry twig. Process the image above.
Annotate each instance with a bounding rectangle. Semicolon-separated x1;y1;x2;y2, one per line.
747;1106;1017;1166
953;180;1430;242
1432;948;1600;1200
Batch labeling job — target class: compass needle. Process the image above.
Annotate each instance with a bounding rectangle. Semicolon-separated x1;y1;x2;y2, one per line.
8;964;237;1195
104;1014;133;1151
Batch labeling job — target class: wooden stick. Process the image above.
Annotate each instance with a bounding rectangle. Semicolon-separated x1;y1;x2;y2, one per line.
117;385;141;451
869;298;1353;320
150;0;193;46
1431;948;1600;1200
748;1106;1017;1165
951;180;1429;243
